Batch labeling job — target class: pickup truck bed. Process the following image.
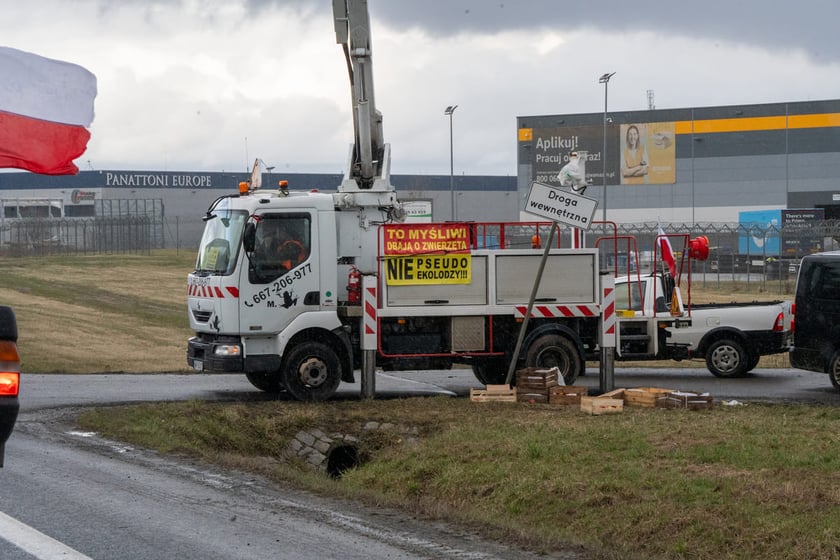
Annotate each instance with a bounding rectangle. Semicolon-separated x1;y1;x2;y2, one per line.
614;275;792;377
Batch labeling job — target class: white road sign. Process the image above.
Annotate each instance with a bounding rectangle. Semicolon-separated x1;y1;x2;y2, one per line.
524;182;598;229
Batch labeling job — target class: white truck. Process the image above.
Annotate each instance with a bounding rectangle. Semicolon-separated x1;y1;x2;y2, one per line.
185;0;791;400
612;273;792;377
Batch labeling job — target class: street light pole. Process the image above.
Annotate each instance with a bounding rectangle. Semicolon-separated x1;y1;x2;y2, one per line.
445;105;458;221
599;72;615;223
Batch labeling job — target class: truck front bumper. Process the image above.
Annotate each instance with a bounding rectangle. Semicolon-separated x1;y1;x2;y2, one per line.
188;335;244;373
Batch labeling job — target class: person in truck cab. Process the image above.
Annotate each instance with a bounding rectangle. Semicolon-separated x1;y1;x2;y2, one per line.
259;220;307;272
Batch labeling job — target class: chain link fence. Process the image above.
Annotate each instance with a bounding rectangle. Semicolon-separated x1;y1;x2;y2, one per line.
0;216;160;257
5;215;839;295
580;221;840;294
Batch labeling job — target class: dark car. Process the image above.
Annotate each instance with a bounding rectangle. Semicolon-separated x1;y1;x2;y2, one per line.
789;252;840;390
0;305;21;467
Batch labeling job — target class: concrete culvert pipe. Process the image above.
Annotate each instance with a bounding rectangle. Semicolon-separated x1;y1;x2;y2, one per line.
326;445;361;479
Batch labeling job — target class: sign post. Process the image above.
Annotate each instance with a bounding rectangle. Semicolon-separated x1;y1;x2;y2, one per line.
505;183;601;386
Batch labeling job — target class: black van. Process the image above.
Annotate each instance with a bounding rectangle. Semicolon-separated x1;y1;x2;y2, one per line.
789;251;840;390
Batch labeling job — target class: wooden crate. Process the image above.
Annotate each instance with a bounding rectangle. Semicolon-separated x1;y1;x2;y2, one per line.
470;384;517;403
517;392;550;404
623;387;675;408
657;391;714;410
515;367;560;391
549;385;588;405
581;396;624;415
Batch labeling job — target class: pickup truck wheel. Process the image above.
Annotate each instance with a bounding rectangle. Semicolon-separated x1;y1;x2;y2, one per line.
472;358;509;385
828;352;840;390
525;334;582;385
745;352;761;373
245;372;282;393
282;341;342;402
705;339;748;378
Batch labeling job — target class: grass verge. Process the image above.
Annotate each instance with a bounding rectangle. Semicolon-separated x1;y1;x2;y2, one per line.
0;251;195;372
78;398;840;560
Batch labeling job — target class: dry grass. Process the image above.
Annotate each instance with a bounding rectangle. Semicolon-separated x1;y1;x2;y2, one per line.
0;251;194;373
0;252;795;374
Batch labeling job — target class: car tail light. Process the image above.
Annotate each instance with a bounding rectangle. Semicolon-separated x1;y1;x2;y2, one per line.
0;340;20;397
790;303;795;333
0;373;19;397
773;312;784;332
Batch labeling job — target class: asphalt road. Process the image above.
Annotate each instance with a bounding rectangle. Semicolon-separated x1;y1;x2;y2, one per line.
1;366;837;559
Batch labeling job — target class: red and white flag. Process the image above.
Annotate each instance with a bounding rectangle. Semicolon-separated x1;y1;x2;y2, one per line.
0;46;97;175
658;226;677;277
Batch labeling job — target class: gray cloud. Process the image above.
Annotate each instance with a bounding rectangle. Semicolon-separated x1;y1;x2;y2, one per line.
271;0;840;62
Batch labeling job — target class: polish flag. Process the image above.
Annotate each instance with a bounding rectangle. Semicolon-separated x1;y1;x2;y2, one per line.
0;46;97;175
658;226;677;277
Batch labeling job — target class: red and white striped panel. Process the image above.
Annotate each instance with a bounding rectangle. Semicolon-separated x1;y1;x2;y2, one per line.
601;277;616;347
362;275;377;351
187;284;240;298
514;304;600;318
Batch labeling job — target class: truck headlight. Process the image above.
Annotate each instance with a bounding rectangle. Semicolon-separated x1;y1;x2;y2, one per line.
214;345;241;357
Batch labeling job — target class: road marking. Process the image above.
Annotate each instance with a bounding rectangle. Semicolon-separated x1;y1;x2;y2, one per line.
0;511;92;559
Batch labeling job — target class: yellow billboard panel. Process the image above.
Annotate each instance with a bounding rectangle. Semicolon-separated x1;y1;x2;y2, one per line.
619;122;675;185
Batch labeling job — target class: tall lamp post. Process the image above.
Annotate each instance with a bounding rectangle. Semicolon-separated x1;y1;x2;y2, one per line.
599;72;615;223
445;105;458;221
258;158;275;188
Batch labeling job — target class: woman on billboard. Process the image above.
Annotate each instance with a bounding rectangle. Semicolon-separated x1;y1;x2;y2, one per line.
621;124;649;184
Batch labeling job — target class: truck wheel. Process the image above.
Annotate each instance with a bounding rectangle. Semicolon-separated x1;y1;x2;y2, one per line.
828;352;840;391
472;358;509;385
705;339;748;378
282;341;342;401
525;334;582;385
245;372;282;393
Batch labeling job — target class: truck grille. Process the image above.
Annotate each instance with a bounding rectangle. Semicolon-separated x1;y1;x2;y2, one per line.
192;310;212;323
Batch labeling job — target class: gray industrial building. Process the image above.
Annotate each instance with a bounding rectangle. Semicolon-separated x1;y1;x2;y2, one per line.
3;97;839;253
516;98;840;224
0;170;517;250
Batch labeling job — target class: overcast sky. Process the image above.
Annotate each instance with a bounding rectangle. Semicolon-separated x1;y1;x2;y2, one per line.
3;0;839;177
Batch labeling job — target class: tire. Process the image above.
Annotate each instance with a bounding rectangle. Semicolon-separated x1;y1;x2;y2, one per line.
744;352;760;373
829;352;840;391
524;334;582;385
705;338;748;378
245;371;282;393
472;358;510;385
282;341;342;402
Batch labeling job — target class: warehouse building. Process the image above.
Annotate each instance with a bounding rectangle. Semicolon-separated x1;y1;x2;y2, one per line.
3;97;838;253
0;170;517;250
516;98;840;224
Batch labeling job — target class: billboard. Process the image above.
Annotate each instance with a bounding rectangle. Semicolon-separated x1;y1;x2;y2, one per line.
619;122;676;185
738;209;824;257
523;121;676;187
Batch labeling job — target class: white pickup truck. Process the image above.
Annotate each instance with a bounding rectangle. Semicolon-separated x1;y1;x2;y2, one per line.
612;273;793;377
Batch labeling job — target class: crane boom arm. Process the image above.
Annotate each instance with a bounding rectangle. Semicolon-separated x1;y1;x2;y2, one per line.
333;0;391;192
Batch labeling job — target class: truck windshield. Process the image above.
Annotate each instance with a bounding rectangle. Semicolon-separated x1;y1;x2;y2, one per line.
195;209;248;275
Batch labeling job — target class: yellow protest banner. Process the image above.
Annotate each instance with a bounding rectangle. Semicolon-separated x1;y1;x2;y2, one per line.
383;223;471;285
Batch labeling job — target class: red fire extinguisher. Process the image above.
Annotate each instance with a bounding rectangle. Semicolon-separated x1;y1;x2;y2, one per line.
347;267;361;304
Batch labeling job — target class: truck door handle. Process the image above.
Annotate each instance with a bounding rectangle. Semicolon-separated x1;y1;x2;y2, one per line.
424;299;449;304
534;297;558;302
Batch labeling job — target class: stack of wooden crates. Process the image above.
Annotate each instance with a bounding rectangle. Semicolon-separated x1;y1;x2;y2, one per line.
515;367;559;403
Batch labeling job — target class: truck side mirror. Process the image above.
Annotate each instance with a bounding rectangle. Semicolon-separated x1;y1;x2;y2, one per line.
243;223;256;252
